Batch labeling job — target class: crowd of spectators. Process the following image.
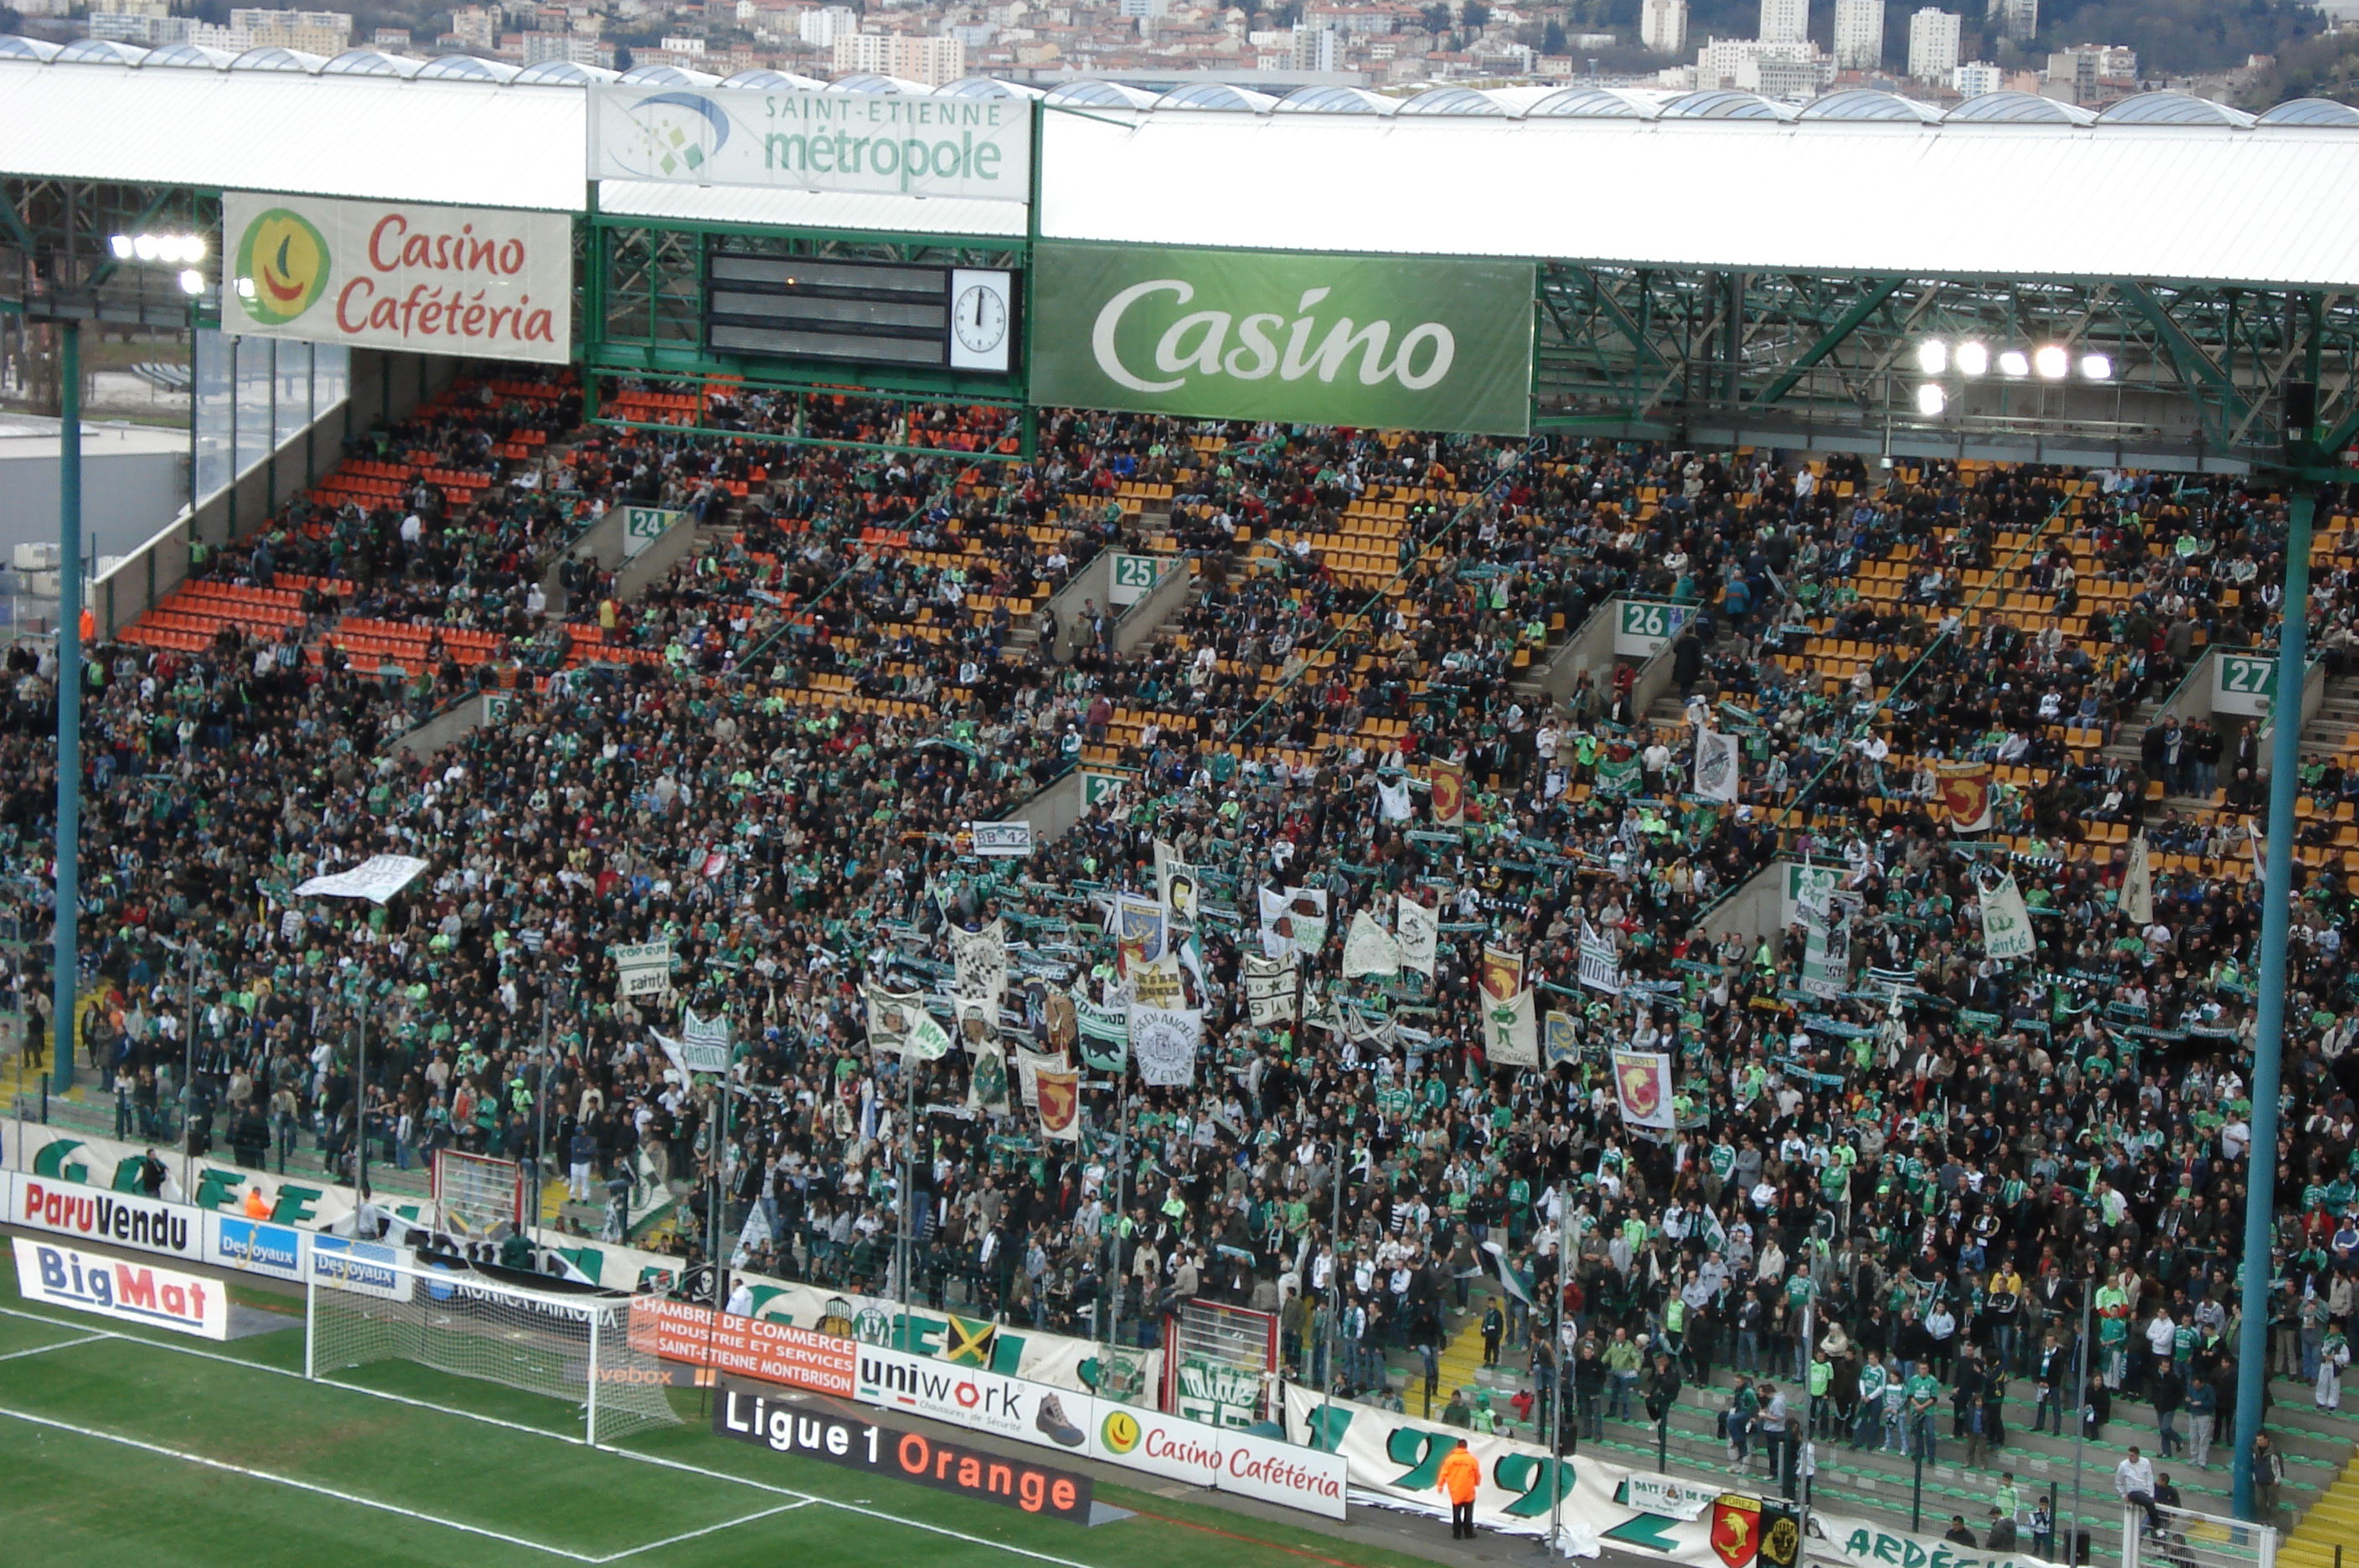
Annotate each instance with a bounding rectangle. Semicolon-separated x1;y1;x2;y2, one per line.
11;388;2359;1545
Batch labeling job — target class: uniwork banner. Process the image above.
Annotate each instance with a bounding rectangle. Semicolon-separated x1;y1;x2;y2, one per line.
223;193;570;364
1031;243;1533;436
590;85;1032;202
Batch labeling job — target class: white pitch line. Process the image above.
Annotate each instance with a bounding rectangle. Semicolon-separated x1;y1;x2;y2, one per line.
0;1401;601;1562
0;1331;110;1362
589;1500;810;1562
0;1302;1111;1568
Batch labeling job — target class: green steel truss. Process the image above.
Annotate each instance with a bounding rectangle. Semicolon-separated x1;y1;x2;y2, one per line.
8;167;2356;472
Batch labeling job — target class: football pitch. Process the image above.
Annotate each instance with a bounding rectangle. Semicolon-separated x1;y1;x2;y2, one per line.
0;1253;1420;1568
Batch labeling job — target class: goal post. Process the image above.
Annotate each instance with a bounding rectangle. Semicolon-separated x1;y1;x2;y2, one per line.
303;1249;679;1447
433;1148;529;1240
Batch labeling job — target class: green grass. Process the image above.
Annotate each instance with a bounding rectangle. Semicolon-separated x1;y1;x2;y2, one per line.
0;1253;1418;1568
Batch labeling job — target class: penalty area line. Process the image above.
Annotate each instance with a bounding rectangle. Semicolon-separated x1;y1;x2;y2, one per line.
0;1400;602;1561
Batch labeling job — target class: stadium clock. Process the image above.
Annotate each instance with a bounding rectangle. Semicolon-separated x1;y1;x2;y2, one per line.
948;268;1014;373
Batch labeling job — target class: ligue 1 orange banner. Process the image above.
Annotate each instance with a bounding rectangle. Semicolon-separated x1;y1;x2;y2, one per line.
627;1293;857;1396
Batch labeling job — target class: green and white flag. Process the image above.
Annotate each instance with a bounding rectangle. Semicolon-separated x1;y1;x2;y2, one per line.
1980;870;2036;962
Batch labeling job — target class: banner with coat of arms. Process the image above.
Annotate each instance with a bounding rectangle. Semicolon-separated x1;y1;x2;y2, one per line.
1612;1049;1675;1129
1936;761;1995;832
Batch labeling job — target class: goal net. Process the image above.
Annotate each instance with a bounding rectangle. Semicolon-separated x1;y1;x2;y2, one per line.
305;1249;679;1447
1162;1297;1278;1428
434;1148;529;1240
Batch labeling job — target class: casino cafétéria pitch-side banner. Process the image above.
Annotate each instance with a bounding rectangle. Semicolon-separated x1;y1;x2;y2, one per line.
1030;242;1536;437
221;193;572;366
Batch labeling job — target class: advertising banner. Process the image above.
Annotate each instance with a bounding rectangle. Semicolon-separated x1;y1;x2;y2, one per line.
590;84;1032;203
13;1235;228;1338
1092;1401;1345;1519
14;1175;200;1260
223;195;570;364
716;1385;1092;1521
1031;243;1534;436
628;1294;858;1396
855;1342;1091;1457
204;1213;307;1282
309;1235;417;1302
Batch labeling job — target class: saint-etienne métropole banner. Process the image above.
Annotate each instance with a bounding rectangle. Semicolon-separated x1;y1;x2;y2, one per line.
1030;242;1536;436
222;193;571;364
587;84;1031;202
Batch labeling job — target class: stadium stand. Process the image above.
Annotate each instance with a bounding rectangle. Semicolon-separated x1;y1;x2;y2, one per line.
11;377;2356;1557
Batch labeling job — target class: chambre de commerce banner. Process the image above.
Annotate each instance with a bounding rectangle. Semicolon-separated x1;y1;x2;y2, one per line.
221;192;572;364
0;1116;1145;1391
1030;242;1536;437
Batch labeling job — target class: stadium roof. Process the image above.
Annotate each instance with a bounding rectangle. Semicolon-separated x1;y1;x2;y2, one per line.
8;41;2359;285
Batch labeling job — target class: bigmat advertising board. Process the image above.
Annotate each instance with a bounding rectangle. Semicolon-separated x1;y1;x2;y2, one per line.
1030;243;1534;436
589;84;1031;203
222;193;571;364
13;1235;228;1338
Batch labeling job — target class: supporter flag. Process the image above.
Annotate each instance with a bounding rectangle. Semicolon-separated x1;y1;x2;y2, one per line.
1484;986;1539;1067
1041;988;1080;1056
1800;907;1850;1000
1396;895;1439;976
1376;776;1412;822
1430;760;1465;826
1693;727;1740;803
1073;992;1130;1072
1287;885;1330;960
1595;756;1641;797
1793;864;1838;926
1577;936;1623;996
1480;1237;1532;1306
942;1313;998;1367
1115;892;1167;965
1033;1068;1081;1142
1978;869;2036;962
1612;1050;1676;1130
1154;839;1200;928
1343;910;1401;977
1242;956;1298;1026
1937;761;1995;833
1130;1003;1201;1087
1710;1495;1763;1568
1544;1010;1581;1068
1013;1044;1071;1107
952;918;1009;1007
968;1037;1012;1115
730;1202;773;1269
1479;944;1524;1007
1257;885;1295;961
2124;833;2155;926
952;995;998;1052
1132;952;1185;1008
903;1006;956;1062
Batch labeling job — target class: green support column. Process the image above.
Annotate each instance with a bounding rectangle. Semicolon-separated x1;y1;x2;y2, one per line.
2231;485;2309;1521
51;321;82;1093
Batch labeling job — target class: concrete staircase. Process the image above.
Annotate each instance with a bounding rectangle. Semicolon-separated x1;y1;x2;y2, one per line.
2297;675;2359;762
2284;1436;2359;1568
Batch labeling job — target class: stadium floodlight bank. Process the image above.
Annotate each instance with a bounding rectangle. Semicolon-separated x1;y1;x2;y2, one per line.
304;1251;679;1446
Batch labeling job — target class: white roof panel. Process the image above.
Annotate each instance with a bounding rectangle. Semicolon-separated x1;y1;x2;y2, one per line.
1035;111;2359;290
594;178;1026;240
0;65;585;210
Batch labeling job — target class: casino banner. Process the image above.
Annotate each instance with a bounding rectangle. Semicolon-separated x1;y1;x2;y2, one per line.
221;192;571;364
